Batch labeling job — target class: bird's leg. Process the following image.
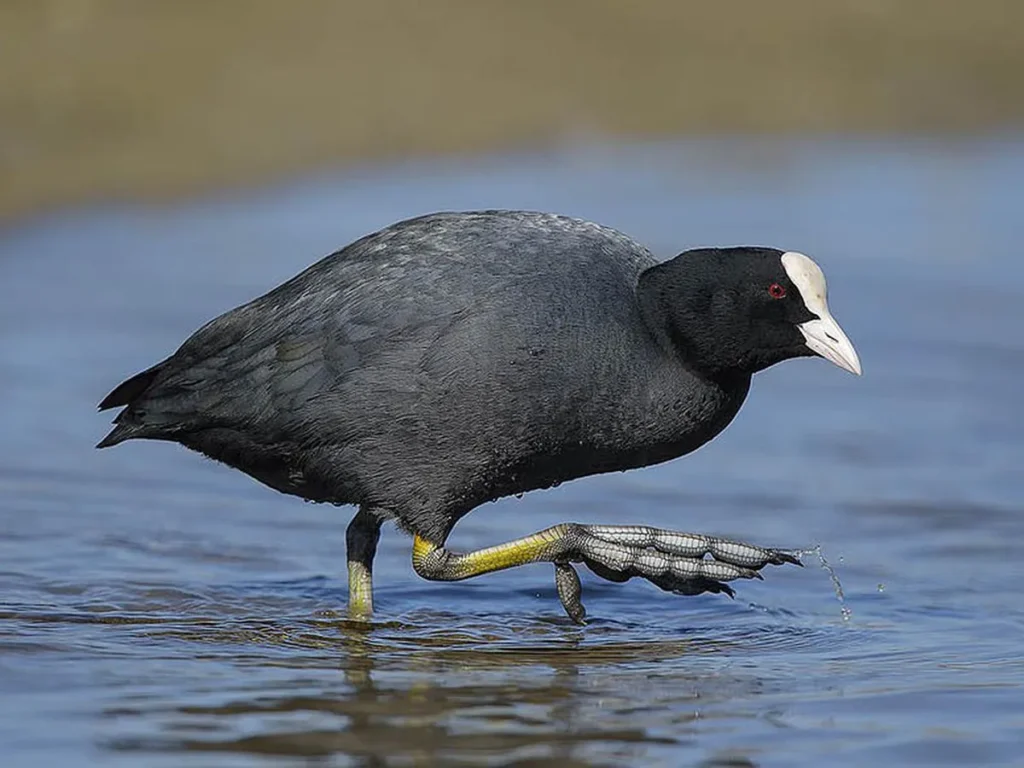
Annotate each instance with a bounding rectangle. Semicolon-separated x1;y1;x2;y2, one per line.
346;507;383;618
411;523;801;624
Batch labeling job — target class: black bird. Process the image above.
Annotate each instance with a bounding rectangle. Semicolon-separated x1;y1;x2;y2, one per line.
97;210;861;622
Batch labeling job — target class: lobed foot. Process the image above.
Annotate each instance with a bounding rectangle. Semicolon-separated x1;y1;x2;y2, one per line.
554;523;802;622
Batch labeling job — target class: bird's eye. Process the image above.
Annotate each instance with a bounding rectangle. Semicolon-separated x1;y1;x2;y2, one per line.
768;283;787;299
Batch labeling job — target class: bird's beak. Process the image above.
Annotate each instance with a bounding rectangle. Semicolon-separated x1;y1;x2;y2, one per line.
797;311;862;376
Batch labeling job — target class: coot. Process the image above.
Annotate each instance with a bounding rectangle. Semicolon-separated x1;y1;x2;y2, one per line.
98;211;861;622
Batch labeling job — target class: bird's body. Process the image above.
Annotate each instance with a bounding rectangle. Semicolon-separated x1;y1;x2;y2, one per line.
99;210;861;622
100;212;748;541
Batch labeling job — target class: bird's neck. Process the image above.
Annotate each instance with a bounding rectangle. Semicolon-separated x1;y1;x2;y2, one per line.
637;261;747;384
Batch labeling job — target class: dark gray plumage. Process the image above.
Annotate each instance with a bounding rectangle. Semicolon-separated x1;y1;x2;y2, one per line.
99;210;861;620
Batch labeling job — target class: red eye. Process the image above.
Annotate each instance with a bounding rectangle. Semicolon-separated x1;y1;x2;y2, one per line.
768;282;787;299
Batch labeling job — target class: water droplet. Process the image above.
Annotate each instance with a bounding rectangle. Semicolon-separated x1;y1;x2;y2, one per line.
796;544;851;621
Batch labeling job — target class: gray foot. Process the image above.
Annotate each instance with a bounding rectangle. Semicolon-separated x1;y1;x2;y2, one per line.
553;524;802;622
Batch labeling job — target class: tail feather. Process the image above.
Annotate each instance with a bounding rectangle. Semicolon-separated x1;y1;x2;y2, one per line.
96;362;168;449
95;422;139;449
98;365;162;411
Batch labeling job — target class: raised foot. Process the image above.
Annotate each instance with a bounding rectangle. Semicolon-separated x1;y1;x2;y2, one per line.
554;524;802;623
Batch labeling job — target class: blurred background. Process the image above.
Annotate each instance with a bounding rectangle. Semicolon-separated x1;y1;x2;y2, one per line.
2;2;1023;767
3;0;1024;221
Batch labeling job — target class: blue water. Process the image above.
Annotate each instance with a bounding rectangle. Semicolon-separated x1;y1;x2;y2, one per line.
1;139;1022;766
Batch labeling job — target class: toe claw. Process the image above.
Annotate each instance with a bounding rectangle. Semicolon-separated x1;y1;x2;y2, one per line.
769;550;804;567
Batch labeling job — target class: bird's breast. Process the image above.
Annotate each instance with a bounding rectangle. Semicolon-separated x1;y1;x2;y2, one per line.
473;370;750;504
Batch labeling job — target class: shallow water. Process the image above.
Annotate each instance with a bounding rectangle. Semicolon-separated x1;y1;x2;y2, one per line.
1;139;1023;766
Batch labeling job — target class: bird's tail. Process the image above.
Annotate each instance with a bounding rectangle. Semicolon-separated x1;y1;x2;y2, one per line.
95;364;164;448
95;422;137;449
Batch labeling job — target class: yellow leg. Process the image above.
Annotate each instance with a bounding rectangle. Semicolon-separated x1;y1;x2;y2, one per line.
347;560;375;617
412;524;573;580
410;522;801;623
346;508;383;618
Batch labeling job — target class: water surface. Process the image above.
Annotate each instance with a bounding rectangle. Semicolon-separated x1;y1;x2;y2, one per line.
1;139;1022;766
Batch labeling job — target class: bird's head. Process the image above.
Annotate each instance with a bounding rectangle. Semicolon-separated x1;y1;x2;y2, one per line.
638;247;862;378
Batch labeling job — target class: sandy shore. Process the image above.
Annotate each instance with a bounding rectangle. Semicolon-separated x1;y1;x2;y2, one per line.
2;0;1022;221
